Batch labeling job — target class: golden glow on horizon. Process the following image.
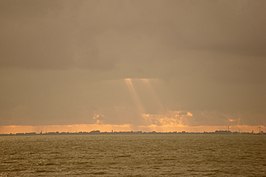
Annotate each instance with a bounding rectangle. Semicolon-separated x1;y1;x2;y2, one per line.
0;124;264;134
0;124;132;134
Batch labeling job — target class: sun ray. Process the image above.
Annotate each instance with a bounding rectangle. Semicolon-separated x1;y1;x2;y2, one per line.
140;78;165;112
124;78;145;115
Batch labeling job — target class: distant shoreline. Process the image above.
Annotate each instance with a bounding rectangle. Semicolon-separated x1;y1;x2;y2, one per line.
0;130;265;136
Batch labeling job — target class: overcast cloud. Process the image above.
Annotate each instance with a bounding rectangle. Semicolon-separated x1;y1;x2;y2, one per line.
0;0;265;129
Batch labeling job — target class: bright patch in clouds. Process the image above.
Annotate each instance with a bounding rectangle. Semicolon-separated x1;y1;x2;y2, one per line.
142;111;193;127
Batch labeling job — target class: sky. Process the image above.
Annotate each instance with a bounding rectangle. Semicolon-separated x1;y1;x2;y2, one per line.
0;0;266;133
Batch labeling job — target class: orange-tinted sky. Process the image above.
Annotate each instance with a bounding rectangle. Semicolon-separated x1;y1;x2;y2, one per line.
0;124;264;134
0;0;265;133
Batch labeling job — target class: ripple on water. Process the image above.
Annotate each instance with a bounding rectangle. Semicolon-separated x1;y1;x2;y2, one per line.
0;134;265;176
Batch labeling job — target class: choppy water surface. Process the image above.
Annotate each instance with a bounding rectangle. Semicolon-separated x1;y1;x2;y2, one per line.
0;134;265;176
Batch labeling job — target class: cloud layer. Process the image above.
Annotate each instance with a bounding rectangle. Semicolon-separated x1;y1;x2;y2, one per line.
0;0;265;131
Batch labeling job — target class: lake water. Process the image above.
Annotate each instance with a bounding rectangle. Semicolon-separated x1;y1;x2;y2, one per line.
0;134;265;176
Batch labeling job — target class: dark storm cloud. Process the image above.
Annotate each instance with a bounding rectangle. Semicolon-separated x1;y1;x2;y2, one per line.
0;0;265;127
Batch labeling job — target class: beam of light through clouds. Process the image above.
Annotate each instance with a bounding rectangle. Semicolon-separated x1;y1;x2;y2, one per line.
140;78;165;113
124;78;146;115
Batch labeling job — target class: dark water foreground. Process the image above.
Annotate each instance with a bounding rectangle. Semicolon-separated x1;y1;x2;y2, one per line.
0;134;265;176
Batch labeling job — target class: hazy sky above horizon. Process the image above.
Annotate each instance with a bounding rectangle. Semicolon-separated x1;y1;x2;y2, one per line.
0;0;266;131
